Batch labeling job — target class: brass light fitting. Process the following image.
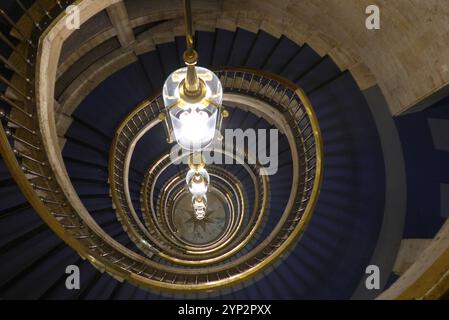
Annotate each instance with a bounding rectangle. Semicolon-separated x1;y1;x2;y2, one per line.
180;0;206;104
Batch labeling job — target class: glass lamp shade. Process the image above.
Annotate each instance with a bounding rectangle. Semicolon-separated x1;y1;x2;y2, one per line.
186;168;210;197
162;66;223;151
192;195;207;220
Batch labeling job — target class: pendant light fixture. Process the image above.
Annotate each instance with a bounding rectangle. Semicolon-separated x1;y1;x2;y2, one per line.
162;0;226;219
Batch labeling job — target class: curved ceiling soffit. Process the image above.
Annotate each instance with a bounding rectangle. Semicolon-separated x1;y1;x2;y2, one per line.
54;4;380;132
56;18;183;121
54;14;373;140
54;0;449;117
205;0;449;115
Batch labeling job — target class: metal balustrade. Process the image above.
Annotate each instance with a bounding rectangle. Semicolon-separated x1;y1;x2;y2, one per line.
142;162;256;261
0;1;323;292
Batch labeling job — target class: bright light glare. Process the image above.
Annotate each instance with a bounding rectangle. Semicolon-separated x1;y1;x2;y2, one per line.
163;66;222;151
179;109;209;145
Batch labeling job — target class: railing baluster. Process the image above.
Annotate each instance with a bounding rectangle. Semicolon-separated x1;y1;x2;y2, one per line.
0;9;36;48
14;0;42;31
5;128;39;150
0;110;36;134
1;94;32;118
35;1;52;19
121;130;131;141
88;244;101;250
247;73;254;93
75;235;90;240
303;131;314;142
111;256;125;264
61;224;79;229
21;164;51;180
100;251;113;257
0;31;33;65
51;212;71;218
117;139;127;149
149;270;157;279
285;93;295;110
136;111;144;125
0;74;31;101
130;117;139;131
142;108;150;120
304;141;315;154
255;75;263;95
231;71;237;89
114;156;124;164
0;54;31;83
223;71;228;88
13;148;45;165
305;163;316;173
124;262;136;271
40;197;66;206
238;72;244;91
294;107;308;125
270;82;280;101
31;183;59;194
278;87;288;105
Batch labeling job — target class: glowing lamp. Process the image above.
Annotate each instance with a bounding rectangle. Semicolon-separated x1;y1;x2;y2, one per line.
162;65;223;151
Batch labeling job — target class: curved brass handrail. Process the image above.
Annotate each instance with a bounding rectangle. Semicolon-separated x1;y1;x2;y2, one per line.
1;0;448;299
144;160;245;254
109;101;270;265
106;67;322;289
139;150;267;263
1;1;324;293
154;166;242;252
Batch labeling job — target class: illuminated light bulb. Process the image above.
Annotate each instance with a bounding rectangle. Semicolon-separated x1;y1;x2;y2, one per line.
176;109;215;150
163;66;223;151
186;168;209;197
192;195;207;220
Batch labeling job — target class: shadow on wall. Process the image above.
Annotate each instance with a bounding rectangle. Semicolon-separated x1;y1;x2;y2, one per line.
395;95;449;238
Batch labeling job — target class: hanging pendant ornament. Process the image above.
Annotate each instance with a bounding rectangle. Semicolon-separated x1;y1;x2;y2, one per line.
186;153;209;220
162;0;225;219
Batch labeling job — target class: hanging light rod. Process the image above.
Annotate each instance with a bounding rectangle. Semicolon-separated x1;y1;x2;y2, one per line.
181;0;203;102
184;0;194;54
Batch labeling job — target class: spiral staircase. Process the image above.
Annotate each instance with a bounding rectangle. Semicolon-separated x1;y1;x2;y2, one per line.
0;1;447;300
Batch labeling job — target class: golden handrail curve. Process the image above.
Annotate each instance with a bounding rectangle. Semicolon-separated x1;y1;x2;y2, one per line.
1;0;448;299
152;166;244;252
109;100;270;265
106;68;323;288
1;1;323;292
141;156;265;261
